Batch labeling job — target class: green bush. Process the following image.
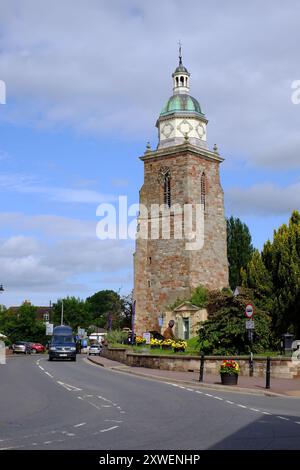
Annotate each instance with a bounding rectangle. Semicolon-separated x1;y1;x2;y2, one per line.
106;329;128;345
190;286;208;308
198;290;274;355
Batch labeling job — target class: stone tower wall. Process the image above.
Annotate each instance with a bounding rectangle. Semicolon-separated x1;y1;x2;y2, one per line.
133;144;228;335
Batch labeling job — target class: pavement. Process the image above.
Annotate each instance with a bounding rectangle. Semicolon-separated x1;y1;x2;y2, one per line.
87;354;300;397
2;354;300;450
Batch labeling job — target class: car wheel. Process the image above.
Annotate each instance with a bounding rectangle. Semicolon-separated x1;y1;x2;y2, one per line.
49;357;53;361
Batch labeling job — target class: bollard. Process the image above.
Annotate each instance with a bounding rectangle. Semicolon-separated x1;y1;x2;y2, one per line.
249;353;254;377
265;356;271;389
199;354;204;382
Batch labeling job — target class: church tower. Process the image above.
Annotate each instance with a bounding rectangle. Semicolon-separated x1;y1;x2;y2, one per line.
134;48;229;335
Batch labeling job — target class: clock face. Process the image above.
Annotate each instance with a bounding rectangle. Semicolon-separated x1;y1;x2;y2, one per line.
196;123;205;138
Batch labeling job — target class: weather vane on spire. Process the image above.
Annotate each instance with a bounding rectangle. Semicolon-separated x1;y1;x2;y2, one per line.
178;40;182;65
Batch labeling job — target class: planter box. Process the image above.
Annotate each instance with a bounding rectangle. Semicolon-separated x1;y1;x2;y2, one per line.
162;345;172;350
150;345;161;349
220;374;238;385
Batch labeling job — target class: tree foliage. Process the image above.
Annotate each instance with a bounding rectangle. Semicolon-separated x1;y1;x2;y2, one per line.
242;211;300;337
227;216;254;290
52;296;92;330
0;302;46;344
198;290;273;355
86;289;123;329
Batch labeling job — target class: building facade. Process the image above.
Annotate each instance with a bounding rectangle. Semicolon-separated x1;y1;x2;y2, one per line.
134;50;229;335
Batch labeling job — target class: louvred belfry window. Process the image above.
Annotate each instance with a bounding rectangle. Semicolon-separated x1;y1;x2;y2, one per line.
201;172;206;210
164;172;171;207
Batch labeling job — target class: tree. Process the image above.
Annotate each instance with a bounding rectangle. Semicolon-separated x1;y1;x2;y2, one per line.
227;216;254;290
52;297;91;330
86;290;122;329
242;211;300;337
0;302;46;344
120;291;134;328
198;290;273;355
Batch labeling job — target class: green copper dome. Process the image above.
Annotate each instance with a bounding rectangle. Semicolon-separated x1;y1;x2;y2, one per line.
160;94;203;117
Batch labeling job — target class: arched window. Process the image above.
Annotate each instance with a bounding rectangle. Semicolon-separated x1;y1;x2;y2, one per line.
164;171;171;207
176;76;179;86
180;76;184;86
201;172;206;210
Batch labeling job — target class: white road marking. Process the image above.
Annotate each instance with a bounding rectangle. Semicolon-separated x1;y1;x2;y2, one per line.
66;433;75;437
44;441;52;444
105;419;123;423
250;408;260;412
277;416;289;420
0;446;19;450
214;397;223;401
295;421;300;425
57;381;82;391
261;411;271;415
226;400;234;404
195;390;203;394
205;393;213;397
100;426;119;433
45;372;53;378
77;396;83;400
32;443;37;446
39;366;44;371
186;388;194;392
74;423;86;428
101;405;112;408
237;404;247;409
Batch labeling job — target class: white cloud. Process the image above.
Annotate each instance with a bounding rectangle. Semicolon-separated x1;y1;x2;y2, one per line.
226;181;300;216
0;234;133;297
0;1;300;168
0;212;95;239
0;173;116;204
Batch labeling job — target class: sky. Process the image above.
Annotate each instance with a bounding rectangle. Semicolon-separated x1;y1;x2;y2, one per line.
0;0;299;306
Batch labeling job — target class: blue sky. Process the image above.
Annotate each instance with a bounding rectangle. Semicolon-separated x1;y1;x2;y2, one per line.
0;0;300;306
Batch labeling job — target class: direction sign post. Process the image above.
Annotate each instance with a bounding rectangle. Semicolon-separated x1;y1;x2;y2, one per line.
245;304;255;344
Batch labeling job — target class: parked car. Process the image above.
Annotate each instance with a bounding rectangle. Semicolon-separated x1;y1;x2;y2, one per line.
28;342;45;354
88;343;102;356
12;341;32;355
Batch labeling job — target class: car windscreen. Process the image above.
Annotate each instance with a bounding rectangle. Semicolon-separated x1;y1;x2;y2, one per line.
52;335;75;345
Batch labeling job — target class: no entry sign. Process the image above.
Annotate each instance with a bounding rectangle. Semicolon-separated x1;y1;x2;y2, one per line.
245;304;254;319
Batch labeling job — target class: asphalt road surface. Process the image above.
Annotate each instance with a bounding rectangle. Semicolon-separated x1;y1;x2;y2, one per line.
1;355;300;450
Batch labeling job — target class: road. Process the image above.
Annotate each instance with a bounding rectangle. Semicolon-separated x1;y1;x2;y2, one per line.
0;355;300;450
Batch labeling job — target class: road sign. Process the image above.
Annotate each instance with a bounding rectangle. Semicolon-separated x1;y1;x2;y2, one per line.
245;320;255;330
245;304;254;318
77;328;86;339
46;323;54;336
143;332;151;344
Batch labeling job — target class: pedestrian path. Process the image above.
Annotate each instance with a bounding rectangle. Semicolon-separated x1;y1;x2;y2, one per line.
86;355;300;397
